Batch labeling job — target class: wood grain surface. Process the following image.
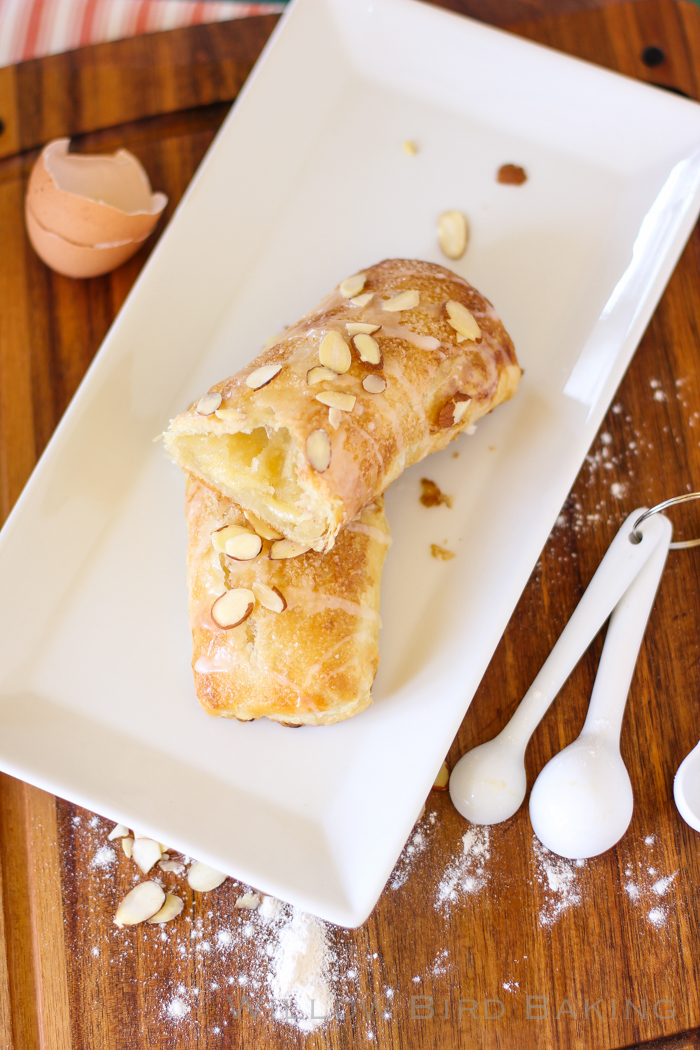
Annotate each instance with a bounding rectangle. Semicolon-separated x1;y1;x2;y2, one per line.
1;2;700;1048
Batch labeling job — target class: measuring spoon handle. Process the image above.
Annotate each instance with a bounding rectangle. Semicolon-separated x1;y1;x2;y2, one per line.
504;508;667;747
582;514;672;739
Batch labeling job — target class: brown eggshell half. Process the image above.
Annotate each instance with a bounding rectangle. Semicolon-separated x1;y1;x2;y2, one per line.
26;204;148;279
27;138;167;247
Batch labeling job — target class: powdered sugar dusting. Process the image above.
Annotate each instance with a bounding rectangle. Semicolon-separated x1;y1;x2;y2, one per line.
533;838;583;926
436;825;491;909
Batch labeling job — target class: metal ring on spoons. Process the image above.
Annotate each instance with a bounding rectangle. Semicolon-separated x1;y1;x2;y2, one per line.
529;514;672;858
449;508;669;826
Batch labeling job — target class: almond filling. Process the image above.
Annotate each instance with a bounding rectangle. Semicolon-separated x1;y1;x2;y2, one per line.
177;427;315;536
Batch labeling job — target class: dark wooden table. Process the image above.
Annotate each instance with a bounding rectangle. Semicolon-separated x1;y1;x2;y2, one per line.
2;2;700;1048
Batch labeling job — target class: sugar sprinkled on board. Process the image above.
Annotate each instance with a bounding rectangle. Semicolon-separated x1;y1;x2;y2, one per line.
436;825;491;909
389;808;437;890
532;838;583;926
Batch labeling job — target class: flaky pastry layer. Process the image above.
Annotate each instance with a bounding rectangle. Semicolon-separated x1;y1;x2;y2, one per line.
166;259;521;552
186;478;390;726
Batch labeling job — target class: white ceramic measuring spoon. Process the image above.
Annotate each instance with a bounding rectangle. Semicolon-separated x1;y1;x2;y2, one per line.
674;741;700;833
449;509;668;825
529;513;672;858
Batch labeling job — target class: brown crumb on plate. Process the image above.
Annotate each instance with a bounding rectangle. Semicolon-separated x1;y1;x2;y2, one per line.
431;544;455;561
497;163;527;185
420;478;453;508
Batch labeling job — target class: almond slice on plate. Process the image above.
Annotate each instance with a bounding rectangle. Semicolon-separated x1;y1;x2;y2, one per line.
211;588;255;629
306;429;331;472
353;333;381;365
114;882;165;927
306;365;337;386
244;510;283;540
252;582;286;613
246;364;282;390
446;300;481;341
319;331;351;374
315;391;356;412
132;838;163;874
269;539;310;560
339;273;366;298
346;322;380;336
437;210;469;260
147;893;184;924
187;861;227;892
362;374;386;394
383;289;419;312
196;392;222;416
224;531;262;561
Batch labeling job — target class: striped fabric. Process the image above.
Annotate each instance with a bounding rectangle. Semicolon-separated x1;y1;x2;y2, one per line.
0;0;286;68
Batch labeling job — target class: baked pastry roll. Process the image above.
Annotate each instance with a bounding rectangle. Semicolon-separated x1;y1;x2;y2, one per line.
165;258;520;552
186;478;390;726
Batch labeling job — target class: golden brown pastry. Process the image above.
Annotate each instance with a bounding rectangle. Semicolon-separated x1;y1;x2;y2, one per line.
165;259;521;552
186;478;390;726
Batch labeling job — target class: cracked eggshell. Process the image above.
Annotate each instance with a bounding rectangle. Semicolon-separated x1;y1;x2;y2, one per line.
27;138;167;246
25;204;150;279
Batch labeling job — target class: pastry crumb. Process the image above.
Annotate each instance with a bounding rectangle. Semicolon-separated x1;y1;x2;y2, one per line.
420;478;453;508
402;140;418;155
497;164;527;185
452;451;459;458
431;544;455;561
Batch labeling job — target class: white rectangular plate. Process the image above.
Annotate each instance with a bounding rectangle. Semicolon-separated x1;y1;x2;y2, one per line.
1;0;700;927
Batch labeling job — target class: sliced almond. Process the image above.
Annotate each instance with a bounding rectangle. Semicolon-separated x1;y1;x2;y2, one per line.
315;391;356;412
244;510;283;540
212;523;253;554
362;374;386;394
270;539;310;560
252;582;286;613
437;210;469;260
132;837;163;875
246;364;282;390
319;331;351;374
432;761;450;791
350;292;374;307
147;893;184;924
214;407;246;422
453;398;472;424
353;333;381;365
211;588;255;629
114;881;165;927
328;407;342;430
187;861;227;893
225;532;263;561
346;322;380;336
339;273;366;298
159;859;186;874
235;893;261;910
306;365;337;386
108;823;130;841
383;290;419;313
446;300;481;341
306;429;332;472
196;392;222;416
122;837;134;859
437;394;471;429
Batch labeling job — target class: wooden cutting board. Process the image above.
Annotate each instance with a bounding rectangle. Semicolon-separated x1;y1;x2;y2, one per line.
1;3;700;1048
